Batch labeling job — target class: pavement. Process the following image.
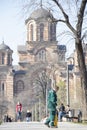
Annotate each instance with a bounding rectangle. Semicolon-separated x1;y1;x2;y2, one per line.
0;121;87;130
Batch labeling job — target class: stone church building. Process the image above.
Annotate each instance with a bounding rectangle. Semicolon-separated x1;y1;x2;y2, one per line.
0;7;66;118
0;7;86;119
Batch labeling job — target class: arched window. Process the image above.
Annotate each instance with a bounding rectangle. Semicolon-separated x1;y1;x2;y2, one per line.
42;50;45;61
30;24;33;41
7;53;11;65
40;23;44;41
2;83;4;91
37;50;46;61
39;52;42;60
0;83;5;96
15;80;24;94
2;53;5;64
50;23;56;41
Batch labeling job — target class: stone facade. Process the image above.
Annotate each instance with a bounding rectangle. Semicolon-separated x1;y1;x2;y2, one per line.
67;43;87;118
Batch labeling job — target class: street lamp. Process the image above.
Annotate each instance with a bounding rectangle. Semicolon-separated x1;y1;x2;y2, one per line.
46;87;48;116
66;64;73;106
66;65;70;105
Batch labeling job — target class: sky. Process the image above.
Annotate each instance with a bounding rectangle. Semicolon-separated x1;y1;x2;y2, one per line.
0;0;75;65
0;0;26;65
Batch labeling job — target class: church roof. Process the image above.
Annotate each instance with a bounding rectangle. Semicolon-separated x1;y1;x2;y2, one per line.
14;70;26;75
30;8;53;19
68;64;74;71
18;45;27;53
0;41;11;50
25;8;54;24
57;45;66;51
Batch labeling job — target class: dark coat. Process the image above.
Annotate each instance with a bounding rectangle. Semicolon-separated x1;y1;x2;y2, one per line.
47;89;57;111
26;112;32;117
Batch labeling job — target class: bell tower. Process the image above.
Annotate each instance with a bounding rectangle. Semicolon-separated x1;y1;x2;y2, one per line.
25;8;57;43
0;41;13;66
18;7;58;69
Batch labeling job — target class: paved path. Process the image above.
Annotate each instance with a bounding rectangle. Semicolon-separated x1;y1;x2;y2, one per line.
0;121;87;130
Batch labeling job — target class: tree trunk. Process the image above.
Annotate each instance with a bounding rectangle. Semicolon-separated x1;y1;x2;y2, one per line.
75;40;87;119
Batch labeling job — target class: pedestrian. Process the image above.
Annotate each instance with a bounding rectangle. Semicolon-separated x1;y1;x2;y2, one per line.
3;115;7;122
5;114;9;122
26;110;32;122
44;85;59;128
78;110;82;122
65;105;72;121
16;101;22;121
58;103;66;121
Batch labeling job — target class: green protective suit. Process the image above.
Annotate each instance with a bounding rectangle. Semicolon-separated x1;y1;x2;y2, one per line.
45;89;57;127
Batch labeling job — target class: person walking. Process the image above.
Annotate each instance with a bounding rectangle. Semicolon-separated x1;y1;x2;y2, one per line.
16;101;22;121
26;110;32;122
58;103;66;121
44;85;59;128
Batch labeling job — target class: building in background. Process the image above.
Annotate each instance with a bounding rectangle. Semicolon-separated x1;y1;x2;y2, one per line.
0;6;85;119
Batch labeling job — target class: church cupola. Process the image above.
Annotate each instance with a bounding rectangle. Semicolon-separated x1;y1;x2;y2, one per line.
18;7;59;67
25;7;57;42
0;41;13;66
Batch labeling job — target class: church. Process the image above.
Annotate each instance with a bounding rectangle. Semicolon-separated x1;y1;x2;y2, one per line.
0;7;66;119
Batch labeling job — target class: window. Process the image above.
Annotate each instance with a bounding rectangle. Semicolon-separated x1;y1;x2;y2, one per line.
42;50;45;60
58;52;65;62
37;50;46;61
30;24;33;41
2;83;4;91
50;23;56;41
40;23;44;41
7;53;11;65
39;52;42;60
0;83;5;96
15;80;24;94
2;53;5;64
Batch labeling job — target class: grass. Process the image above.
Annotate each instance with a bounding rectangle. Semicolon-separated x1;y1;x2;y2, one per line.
0;121;2;125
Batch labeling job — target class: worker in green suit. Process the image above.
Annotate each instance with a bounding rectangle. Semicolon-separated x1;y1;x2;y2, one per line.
45;85;59;127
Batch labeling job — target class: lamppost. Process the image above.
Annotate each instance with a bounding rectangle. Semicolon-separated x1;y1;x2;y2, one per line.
66;64;73;106
46;87;48;116
66;65;70;105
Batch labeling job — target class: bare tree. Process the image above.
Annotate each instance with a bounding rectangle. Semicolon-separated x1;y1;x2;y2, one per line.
57;80;66;105
17;0;87;118
52;0;87;119
33;71;51;105
19;0;87;85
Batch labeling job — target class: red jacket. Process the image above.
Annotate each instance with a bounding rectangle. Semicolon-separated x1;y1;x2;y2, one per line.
16;103;22;112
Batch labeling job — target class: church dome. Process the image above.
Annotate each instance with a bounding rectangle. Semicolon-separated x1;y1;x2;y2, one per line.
30;8;53;19
0;41;10;50
25;8;54;23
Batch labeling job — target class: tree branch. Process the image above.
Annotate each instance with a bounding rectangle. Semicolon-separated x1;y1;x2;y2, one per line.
76;0;87;37
52;0;76;35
